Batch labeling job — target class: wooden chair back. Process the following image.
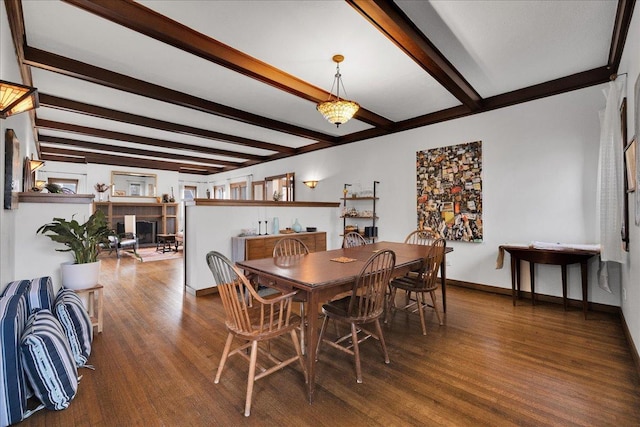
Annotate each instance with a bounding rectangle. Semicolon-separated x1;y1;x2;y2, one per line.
347;249;396;320
206;251;295;336
418;238;446;291
272;237;309;257
342;232;368;248
404;229;437;246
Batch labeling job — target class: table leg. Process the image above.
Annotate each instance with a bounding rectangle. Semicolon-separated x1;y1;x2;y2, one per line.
510;255;517;306
580;261;588;319
561;264;568;311
529;262;536;305
515;258;521;300
305;291;319;403
440;257;447;313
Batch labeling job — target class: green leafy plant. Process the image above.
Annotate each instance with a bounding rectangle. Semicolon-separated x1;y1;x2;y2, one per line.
37;210;114;264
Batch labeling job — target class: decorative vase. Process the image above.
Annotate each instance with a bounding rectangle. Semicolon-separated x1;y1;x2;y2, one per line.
292;218;302;233
61;260;101;290
272;217;279;235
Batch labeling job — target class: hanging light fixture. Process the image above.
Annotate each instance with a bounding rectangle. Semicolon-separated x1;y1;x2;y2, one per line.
316;55;359;127
0;80;39;119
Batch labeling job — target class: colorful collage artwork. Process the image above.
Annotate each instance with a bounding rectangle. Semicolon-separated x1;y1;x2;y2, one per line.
416;141;483;242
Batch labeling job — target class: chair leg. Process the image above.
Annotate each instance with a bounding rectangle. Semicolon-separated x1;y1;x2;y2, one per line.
244;340;259;417
351;322;362;384
290;329;308;384
417;292;427;336
430;291;443;326
215;333;234;383
373;318;390;364
299;302;305;355
315;314;329;361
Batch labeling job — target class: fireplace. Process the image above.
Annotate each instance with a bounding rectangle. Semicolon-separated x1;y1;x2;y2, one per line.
117;221;157;244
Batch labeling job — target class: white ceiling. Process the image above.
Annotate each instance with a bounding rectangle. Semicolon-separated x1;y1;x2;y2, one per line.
6;0;627;174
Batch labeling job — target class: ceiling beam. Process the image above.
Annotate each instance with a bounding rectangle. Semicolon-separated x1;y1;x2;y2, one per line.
40;147;215;174
38;94;296;155
62;0;393;129
608;0;636;71
35;118;265;162
347;0;482;111
23;45;337;143
38;135;231;169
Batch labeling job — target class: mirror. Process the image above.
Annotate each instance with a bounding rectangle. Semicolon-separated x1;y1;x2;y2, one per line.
111;171;157;198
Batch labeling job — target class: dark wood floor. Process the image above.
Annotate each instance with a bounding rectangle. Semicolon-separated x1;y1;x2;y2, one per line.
19;254;640;426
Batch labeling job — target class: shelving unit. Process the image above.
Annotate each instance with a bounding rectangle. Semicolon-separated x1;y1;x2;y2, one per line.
341;181;379;242
93;202;178;236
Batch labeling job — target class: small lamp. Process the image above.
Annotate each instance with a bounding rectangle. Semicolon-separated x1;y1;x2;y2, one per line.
303;180;319;189
29;157;45;172
0;80;39;119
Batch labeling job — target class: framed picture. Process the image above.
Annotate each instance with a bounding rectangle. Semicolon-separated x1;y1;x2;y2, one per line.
3;129;20;210
113;190;126;197
635;72;640;225
624;138;636;192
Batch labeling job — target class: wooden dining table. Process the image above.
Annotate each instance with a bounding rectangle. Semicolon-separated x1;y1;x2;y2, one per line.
236;241;453;403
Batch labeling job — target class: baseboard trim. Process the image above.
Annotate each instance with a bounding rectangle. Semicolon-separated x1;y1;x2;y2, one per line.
619;309;640;378
446;279;619;314
188;285;218;297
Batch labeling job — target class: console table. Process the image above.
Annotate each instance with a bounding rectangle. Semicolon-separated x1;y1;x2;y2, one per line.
499;245;600;318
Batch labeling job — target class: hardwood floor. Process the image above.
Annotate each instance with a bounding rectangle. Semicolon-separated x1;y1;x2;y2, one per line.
19;254;640;426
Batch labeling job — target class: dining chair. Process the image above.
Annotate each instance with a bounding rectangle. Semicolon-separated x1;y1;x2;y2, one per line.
342;231;368;248
272;237;310;353
388;238;446;335
272;237;309;257
315;249;396;383
404;229;437;245
206;251;307;417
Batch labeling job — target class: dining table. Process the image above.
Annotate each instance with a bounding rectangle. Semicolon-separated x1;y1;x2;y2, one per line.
236;240;453;403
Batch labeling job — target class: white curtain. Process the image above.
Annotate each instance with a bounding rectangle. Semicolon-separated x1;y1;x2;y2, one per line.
597;81;625;292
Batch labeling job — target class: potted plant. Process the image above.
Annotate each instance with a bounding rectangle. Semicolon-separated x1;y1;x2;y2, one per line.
37;210;114;289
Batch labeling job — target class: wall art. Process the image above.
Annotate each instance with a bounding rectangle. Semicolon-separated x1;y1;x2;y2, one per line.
3;129;20;210
416;141;483;242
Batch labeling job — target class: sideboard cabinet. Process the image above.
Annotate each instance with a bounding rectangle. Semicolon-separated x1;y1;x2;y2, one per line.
231;231;326;262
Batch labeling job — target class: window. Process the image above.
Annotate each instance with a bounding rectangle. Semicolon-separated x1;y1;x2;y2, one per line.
48;177;78;194
214;185;225;199
230;181;247;200
183;185;197;201
265;172;295;201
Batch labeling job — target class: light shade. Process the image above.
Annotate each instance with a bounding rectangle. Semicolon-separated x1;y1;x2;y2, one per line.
0;80;39;119
317;55;359;127
29;158;45;172
303;180;319;189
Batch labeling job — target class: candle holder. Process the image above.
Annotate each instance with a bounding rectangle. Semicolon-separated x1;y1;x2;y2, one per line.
265;220;269;235
258;221;262;235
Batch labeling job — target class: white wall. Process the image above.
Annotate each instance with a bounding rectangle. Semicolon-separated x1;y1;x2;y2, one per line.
618;7;640;358
210;84;614;307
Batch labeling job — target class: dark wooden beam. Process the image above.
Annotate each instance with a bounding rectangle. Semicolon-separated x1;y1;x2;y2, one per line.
38;94;296;155
38;134;234;168
23;46;337;143
347;0;482;110
40;147;216;174
61;0;393;129
35;118;266;161
608;0;636;71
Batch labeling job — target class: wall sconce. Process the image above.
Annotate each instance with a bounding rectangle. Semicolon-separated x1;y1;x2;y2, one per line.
29;157;45;172
0;80;39;119
303;180;319;189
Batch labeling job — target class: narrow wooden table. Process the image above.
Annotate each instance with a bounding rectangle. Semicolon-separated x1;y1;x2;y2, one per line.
237;241;453;403
499;245;600;318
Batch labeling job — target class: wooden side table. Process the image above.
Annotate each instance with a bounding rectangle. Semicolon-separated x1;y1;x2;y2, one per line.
73;284;104;333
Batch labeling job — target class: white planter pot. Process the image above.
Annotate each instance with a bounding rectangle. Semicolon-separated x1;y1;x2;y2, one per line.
61;260;101;290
